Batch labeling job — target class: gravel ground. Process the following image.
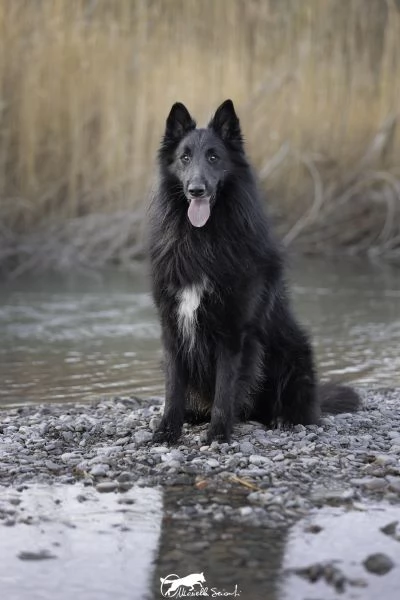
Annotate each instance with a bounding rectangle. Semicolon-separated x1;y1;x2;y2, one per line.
1;388;400;527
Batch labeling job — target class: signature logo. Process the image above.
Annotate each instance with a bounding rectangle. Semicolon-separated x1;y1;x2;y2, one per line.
160;572;240;598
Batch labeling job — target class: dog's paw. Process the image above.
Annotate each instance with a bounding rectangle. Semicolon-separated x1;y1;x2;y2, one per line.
153;421;181;445
206;421;231;445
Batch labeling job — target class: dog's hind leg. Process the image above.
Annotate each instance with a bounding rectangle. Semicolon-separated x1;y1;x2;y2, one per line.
269;316;320;425
279;369;320;425
252;337;319;427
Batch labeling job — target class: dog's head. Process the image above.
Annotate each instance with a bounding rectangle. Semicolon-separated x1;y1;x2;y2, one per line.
159;100;244;227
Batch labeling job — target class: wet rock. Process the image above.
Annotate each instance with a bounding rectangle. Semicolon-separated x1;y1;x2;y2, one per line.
363;553;395;575
380;521;400;541
117;471;133;483
381;521;398;536
311;488;355;506
351;477;388;491
304;524;323;534
18;550;57;561
117;497;135;505
96;481;118;493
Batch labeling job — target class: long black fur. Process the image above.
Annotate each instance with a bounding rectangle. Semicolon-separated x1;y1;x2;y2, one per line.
148;99;360;445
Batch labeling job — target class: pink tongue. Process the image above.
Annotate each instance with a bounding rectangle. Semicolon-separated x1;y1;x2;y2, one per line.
187;198;210;227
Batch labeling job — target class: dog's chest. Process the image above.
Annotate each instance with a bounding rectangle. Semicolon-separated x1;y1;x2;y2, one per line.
176;279;208;347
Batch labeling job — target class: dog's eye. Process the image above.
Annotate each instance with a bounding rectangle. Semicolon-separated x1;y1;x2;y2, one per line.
180;153;191;164
208;153;218;163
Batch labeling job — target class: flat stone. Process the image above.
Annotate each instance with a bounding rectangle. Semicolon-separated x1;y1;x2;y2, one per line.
351;477;388;491
272;453;285;462
388;481;400;494
239;506;253;517
117;471;133;483
380;521;398;537
18;550;57;561
312;488;355;506
96;481;118;493
249;455;269;466
45;461;61;472
134;430;152;444
90;464;109;478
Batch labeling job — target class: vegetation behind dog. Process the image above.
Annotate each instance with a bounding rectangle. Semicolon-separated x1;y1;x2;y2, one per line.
1;0;400;274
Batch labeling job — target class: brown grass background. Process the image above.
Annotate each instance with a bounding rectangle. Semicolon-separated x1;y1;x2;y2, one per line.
1;0;400;273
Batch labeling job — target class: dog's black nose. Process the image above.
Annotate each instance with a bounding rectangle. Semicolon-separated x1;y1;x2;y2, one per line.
188;184;206;198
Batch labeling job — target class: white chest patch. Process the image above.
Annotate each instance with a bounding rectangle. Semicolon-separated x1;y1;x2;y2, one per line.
177;280;207;348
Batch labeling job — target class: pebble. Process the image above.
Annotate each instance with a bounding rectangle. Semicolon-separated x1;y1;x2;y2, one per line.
249;454;269;466
239;442;255;455
134;430;152;444
239;506;253;517
90;464;109;477
96;481;118;493
352;477;388;491
363;553;395;575
45;460;61;472
18;550;57;561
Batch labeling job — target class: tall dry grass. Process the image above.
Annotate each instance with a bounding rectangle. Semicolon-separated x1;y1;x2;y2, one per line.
0;0;400;273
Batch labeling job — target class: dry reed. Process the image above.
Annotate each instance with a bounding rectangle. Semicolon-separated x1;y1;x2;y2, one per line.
0;0;400;274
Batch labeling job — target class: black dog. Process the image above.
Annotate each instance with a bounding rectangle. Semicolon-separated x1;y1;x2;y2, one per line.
148;99;360;444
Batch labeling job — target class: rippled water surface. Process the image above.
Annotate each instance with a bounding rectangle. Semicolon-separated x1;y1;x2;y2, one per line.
1;258;399;406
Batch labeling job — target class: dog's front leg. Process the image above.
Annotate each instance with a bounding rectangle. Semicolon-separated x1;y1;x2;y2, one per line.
206;345;240;444
153;352;187;445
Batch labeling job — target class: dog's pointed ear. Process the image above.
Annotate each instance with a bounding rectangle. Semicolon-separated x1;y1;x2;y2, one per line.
165;102;196;141
209;99;242;144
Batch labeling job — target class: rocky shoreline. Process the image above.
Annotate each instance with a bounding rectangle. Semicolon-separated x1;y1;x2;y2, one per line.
1;388;400;528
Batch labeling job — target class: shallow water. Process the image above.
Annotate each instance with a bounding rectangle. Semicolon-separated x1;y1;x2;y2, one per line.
1;484;399;600
1;258;400;407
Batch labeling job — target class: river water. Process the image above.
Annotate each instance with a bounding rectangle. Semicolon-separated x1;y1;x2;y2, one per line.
1;258;400;407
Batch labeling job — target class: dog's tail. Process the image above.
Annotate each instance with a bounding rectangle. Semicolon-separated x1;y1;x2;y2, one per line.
318;383;361;415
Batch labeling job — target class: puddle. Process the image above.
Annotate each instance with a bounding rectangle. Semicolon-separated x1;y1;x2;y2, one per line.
1;484;399;600
283;504;400;599
0;484;162;600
